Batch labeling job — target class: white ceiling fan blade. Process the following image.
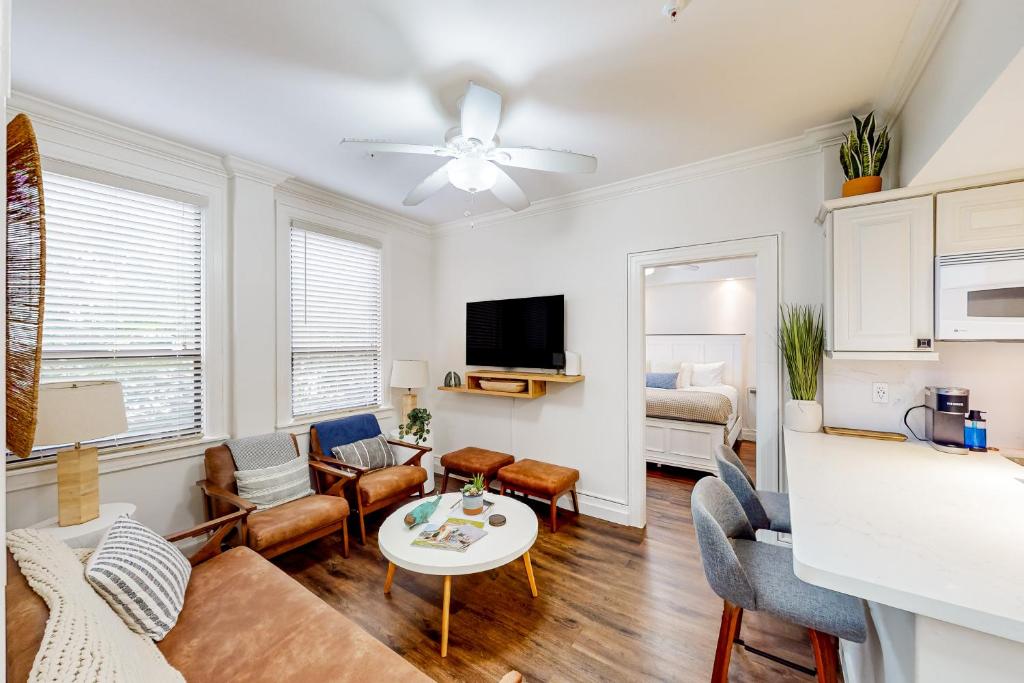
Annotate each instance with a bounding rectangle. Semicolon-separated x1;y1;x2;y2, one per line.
491;146;597;174
341;139;451;157
460;82;502;143
403;160;454;206
490;165;530;212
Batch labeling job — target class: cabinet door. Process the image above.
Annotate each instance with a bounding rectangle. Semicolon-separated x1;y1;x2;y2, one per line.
937;181;1024;255
832;197;934;352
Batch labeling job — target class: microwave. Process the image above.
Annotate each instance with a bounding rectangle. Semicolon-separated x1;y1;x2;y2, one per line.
936;249;1024;340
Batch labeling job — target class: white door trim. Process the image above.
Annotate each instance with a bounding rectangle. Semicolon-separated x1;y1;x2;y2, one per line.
626;235;781;528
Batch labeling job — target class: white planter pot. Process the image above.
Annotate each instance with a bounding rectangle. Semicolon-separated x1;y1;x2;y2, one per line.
785;399;823;433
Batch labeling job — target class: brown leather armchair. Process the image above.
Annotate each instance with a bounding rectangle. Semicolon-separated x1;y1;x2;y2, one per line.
198;433;353;559
308;415;431;545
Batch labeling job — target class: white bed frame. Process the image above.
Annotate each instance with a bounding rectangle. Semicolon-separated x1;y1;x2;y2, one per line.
644;334;744;474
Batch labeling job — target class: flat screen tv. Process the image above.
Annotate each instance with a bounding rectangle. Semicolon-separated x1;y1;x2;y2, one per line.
466;295;565;369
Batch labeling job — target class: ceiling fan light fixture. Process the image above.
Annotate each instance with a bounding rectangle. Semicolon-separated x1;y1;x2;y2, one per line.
448;157;498;193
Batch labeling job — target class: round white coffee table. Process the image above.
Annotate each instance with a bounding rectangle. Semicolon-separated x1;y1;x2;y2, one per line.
378;492;539;657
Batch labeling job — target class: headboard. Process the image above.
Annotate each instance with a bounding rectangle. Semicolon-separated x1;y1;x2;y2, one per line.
645;334;745;388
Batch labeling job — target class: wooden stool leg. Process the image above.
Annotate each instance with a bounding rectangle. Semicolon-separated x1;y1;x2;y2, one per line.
499;483;506;497
384;562;396;594
358;509;367;546
549;499;558;532
522;551;538;597
711;601;742;683
441;470;450;494
808;629;839;683
570;485;580;513
441;575;452;657
341;522;350;558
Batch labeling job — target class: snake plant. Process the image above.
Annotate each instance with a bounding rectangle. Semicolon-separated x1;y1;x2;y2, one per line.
779;304;824;401
839;111;890;180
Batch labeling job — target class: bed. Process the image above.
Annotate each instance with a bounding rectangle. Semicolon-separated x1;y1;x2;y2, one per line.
644;334;744;474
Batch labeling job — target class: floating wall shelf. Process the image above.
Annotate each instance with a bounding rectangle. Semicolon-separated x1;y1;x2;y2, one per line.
437;370;584;399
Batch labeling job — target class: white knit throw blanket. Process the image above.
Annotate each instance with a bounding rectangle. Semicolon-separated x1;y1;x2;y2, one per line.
6;529;184;683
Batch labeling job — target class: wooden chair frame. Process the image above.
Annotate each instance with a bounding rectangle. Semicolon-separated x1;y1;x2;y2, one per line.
309;426;431;545
196;434;353;559
165;509;251;566
498;481;579;532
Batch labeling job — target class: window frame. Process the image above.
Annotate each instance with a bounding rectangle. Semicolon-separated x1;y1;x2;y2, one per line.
8;153;229;468
275;204;392;428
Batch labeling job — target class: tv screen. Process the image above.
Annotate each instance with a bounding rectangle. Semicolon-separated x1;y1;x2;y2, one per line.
466;295;565;369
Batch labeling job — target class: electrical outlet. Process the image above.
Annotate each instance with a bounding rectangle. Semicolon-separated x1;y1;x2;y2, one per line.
872;382;889;404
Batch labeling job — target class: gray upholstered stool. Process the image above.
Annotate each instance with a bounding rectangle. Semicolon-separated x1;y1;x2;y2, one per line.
714;443;792;533
692;477;866;683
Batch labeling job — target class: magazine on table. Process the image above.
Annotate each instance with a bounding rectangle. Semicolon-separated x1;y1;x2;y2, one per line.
412;517;488;552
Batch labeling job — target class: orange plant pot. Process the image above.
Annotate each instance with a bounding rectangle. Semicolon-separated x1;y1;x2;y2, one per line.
842;175;882;197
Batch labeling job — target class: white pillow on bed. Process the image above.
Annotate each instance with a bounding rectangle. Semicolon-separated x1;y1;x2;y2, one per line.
691;361;725;387
650;361;692;388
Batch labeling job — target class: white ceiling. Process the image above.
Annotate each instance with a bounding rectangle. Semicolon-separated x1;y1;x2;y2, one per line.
12;0;922;225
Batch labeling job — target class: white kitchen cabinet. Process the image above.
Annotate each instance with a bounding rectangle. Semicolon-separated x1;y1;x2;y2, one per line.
937;181;1024;255
830;196;934;353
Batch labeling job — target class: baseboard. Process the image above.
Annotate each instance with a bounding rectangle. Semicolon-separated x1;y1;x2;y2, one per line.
740;428;757;441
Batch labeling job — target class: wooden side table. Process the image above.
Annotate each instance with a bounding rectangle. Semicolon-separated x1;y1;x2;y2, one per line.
30;502;137;548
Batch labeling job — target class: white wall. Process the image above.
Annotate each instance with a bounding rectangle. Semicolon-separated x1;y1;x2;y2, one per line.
645;275;757;430
898;0;1024;185
5;97;435;534
429;152;825;523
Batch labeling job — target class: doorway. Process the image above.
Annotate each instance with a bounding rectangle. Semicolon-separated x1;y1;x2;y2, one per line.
626;235;780;528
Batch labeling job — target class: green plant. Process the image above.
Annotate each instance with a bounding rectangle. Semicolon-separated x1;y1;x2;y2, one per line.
398;407;432;445
839;111;890;180
779;304;825;401
462;473;486;496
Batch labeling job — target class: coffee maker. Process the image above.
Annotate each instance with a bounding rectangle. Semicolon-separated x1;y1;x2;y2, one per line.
924;386;970;453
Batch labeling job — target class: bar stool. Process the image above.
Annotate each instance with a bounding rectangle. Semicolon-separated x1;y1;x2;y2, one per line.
691;477;867;683
714;443;791;533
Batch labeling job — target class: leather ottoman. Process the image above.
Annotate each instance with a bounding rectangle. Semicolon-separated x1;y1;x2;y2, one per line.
439;446;515;493
497;458;580;532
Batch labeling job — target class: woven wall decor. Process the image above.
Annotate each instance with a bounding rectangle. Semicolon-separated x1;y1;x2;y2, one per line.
6;113;46;458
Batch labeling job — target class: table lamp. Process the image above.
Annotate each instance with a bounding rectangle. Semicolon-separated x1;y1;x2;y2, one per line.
34;381;127;526
390;360;428;421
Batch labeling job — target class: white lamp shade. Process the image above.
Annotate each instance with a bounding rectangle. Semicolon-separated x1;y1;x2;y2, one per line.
390;360;429;389
34;381;128;446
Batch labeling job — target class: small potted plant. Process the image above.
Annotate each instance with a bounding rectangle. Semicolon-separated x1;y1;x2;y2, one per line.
839;111;890;197
398;407;431;446
780;304;825;432
461;473;486;515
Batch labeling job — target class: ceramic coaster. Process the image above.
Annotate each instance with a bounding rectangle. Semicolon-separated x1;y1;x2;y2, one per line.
488;514;506;527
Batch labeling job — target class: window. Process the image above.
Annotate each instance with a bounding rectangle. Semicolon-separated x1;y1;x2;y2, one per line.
289;224;383;417
29;171;204;456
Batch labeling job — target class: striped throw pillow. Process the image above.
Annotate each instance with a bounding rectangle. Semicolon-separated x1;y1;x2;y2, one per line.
331;434;397;471
234;454;314;510
85;516;191;641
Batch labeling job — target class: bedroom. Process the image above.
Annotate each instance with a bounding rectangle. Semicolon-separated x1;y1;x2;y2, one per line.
3;2;1024;682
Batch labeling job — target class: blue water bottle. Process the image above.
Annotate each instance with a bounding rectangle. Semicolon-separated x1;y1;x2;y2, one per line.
964;410;987;452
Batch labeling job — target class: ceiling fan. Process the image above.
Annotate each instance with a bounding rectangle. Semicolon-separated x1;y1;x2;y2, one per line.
341;81;597;211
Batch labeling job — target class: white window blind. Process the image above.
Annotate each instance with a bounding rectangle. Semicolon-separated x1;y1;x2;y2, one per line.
29;171;204;457
289;225;383;417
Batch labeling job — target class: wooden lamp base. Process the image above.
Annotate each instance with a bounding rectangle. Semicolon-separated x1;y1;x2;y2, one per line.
56;445;100;527
400;392;418;421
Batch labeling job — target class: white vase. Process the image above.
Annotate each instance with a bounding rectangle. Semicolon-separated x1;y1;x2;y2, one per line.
785;399;823;432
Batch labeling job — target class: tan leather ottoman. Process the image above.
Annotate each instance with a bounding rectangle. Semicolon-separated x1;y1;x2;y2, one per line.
497;459;580;532
439;446;515;493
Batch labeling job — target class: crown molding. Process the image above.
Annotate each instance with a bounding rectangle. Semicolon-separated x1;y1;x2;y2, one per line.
8;91;228;177
222;155;292;186
276;178;431;238
434;119;850;234
875;0;960;125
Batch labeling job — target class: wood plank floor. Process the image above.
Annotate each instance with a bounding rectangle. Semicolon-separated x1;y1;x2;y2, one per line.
277;441;817;682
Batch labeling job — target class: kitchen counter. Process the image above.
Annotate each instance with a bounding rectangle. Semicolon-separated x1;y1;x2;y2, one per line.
784;429;1024;682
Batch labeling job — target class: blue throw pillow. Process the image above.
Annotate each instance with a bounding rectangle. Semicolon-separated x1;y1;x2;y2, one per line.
646;372;678;389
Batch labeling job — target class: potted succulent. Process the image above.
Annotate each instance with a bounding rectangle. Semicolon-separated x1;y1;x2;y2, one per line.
780;304;825;432
398;407;431;446
461;473;486;515
839;111;890;197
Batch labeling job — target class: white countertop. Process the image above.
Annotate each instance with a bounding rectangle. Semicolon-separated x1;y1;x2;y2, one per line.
784;429;1024;643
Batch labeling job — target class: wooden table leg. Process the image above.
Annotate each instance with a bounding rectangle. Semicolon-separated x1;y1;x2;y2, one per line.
523;551;538;597
384;562;396;594
441;575;452;657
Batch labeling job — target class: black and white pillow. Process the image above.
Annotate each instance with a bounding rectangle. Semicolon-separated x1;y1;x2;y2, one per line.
85;516;191;641
331;434;397;471
235;455;314;509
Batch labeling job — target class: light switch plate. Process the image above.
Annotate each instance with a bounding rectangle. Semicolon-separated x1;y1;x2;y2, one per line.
872;382;889;404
